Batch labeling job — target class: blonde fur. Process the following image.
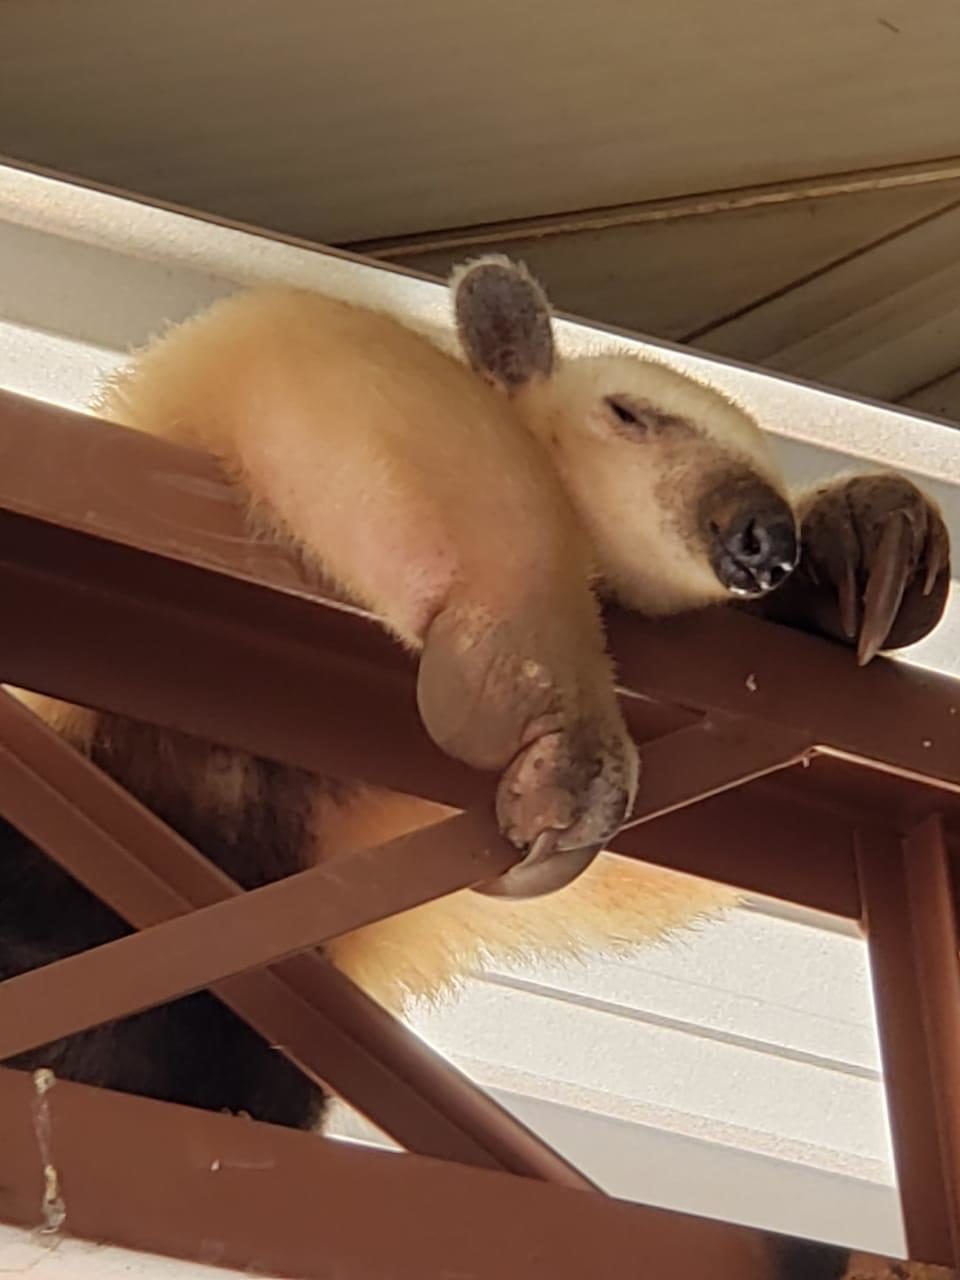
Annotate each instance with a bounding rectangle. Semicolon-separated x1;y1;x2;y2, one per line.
296;782;735;1012
515;355;788;616
93;287;595;647
331;844;736;1013
16;281;744;1017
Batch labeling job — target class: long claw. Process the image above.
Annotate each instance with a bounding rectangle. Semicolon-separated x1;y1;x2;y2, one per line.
474;829;601;899
838;561;860;641
858;513;913;666
924;535;946;597
522;828;562;867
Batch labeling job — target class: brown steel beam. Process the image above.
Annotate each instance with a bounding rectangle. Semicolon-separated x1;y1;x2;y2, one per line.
0;707;826;1058
620;775;861;917
0;386;952;922
0;1062;917;1280
607;607;960;797
0;694;846;1183
626;717;813;822
857;825;957;1268
0;810;516;1061
901;816;960;1264
1;385;960;803
0;690;593;1185
0;504;864;911
0;503;482;806
0;502;873;916
0;387;958;1255
615;719;868;916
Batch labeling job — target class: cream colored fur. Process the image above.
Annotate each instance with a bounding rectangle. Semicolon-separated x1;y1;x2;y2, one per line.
515;355;788;616
93;287;596;648
13;284;743;1015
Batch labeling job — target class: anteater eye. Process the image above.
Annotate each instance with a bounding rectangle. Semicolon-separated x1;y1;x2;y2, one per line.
605;396;640;426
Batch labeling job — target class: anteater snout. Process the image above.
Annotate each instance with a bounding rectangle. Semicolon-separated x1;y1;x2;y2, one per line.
703;480;798;598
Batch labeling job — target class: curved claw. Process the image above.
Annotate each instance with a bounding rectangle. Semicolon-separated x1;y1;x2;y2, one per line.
857;512;914;666
837;561;859;642
473;829;601;899
775;474;950;659
924;534;946;597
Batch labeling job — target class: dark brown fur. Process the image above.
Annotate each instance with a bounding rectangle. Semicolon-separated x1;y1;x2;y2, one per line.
0;712;357;1128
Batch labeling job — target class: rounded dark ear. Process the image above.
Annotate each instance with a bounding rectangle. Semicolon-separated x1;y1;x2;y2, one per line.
451;255;555;392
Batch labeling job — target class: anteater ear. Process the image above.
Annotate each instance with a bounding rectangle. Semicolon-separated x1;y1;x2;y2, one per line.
451;255;555;393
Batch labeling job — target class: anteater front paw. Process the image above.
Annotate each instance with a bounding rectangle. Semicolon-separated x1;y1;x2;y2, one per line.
762;473;950;664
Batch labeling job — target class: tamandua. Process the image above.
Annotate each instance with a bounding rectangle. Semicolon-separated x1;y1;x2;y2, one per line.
1;256;949;1131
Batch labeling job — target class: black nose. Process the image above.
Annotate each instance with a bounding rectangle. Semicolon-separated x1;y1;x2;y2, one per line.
710;508;799;597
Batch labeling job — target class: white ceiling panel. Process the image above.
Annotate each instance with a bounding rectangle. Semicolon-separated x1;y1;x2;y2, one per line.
1;0;959;242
